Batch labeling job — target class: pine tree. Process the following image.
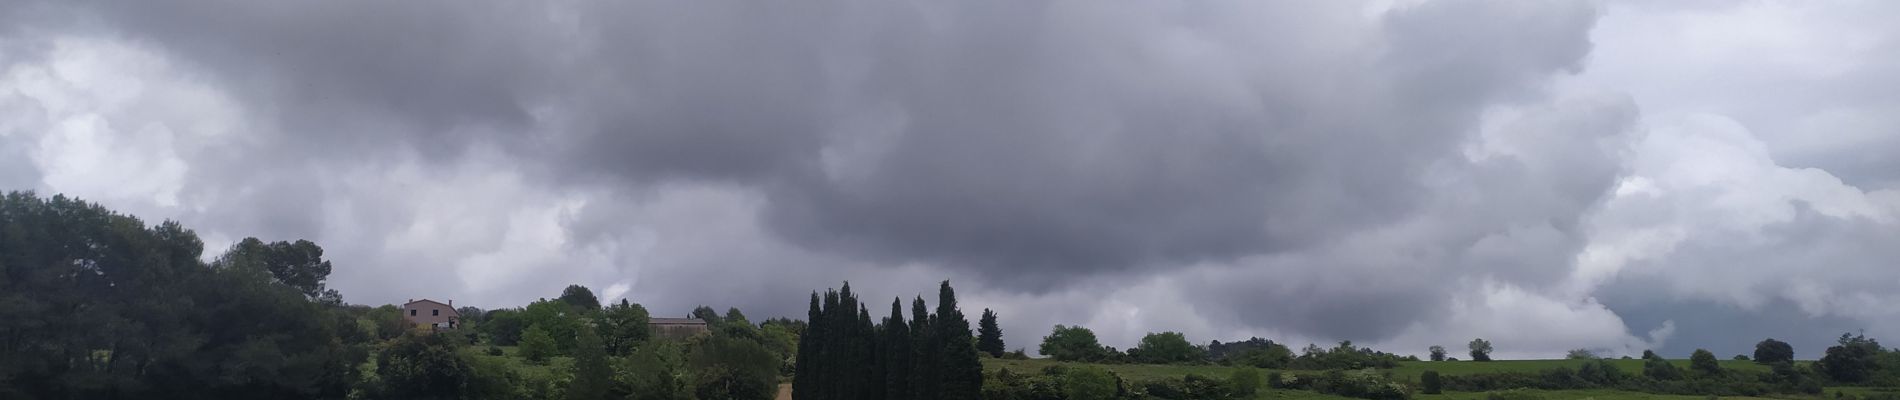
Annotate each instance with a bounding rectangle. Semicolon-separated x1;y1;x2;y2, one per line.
935;281;983;400
977;308;1004;357
882;298;912;400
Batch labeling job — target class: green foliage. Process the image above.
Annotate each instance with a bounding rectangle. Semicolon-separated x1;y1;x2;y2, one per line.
690;334;780;400
1567;349;1599;360
567;327;612;400
1063;366;1122;400
519;325;558;364
618;339;695;400
482;309;527;345
1133;332;1205;364
372;332;477;400
1210;338;1294;369
1419;370;1443;394
1644;356;1684;380
935;280;986;400
1470;338;1494;362
1289;369;1412;400
1288;341;1411;370
0;192;358;398
523;299;582;354
214;237;339;301
1429;346;1447;362
794;283;879;400
1228;367;1262;397
693;305;725;326
1139;373;1230;400
979;308;1006;358
1690;349;1722;376
1042;324;1109;362
1820;333;1883;383
558;284;601;312
881;298;913;400
1755;338;1794;364
600;299;653;356
368;304;413;340
794;281;982;400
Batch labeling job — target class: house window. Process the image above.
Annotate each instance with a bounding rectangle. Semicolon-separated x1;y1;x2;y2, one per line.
432;309;440;316
410;309;416;316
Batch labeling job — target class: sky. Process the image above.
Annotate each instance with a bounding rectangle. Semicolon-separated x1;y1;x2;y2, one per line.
2;0;1897;360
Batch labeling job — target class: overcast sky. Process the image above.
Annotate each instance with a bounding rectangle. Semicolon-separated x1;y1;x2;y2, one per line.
3;0;1898;360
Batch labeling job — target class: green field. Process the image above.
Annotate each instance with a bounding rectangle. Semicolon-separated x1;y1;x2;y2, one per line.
982;358;1864;399
984;357;1774;381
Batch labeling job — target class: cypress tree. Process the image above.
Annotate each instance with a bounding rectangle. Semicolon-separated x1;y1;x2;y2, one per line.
977;308;1004;357
859;305;880;400
793;292;820;400
839;282;855;398
882;298;911;400
823;289;842;400
910;296;936;400
935;281;983;400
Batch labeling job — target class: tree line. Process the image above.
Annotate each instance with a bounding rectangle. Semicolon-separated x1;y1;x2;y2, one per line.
793;281;995;400
0;192;797;399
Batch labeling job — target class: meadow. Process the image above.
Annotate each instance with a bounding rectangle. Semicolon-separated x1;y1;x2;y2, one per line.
982;357;1879;400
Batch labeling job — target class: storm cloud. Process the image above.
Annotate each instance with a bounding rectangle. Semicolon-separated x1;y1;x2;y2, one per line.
3;0;1898;358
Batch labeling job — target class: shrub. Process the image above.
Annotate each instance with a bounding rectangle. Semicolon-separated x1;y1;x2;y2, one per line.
1140;374;1230;400
1311;369;1411;400
1485;389;1545;400
1420;371;1443;395
1229;367;1262;397
1062;366;1120;400
1266;371;1285;389
485;346;504;356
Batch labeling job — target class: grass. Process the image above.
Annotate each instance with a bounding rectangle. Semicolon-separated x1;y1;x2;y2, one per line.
1391;359;1774;381
983;357;1775;382
464;345;572;380
982;358;1855;400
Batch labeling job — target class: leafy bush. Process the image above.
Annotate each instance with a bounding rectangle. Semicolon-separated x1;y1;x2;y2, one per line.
1419;371;1442;395
1228;367;1262;397
1286;341;1410;370
1139;374;1230;400
1063;366;1121;400
486;346;504;357
1266;371;1285;389
1304;369;1411;400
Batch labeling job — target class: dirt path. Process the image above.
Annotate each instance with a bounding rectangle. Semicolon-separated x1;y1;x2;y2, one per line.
777;383;792;400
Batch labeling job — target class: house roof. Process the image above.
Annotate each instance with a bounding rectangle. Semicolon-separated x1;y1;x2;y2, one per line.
403;299;461;317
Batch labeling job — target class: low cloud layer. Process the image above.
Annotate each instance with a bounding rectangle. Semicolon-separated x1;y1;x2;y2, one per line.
3;0;1897;358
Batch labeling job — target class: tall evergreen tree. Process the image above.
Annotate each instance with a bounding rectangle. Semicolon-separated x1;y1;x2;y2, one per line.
910;296;937;400
882;298;912;400
934;281;984;400
793;292;821;400
822;289;842;399
858;305;880;400
977;309;1005;357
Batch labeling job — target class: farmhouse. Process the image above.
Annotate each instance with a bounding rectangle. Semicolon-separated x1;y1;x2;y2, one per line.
402;298;461;330
650;317;710;339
